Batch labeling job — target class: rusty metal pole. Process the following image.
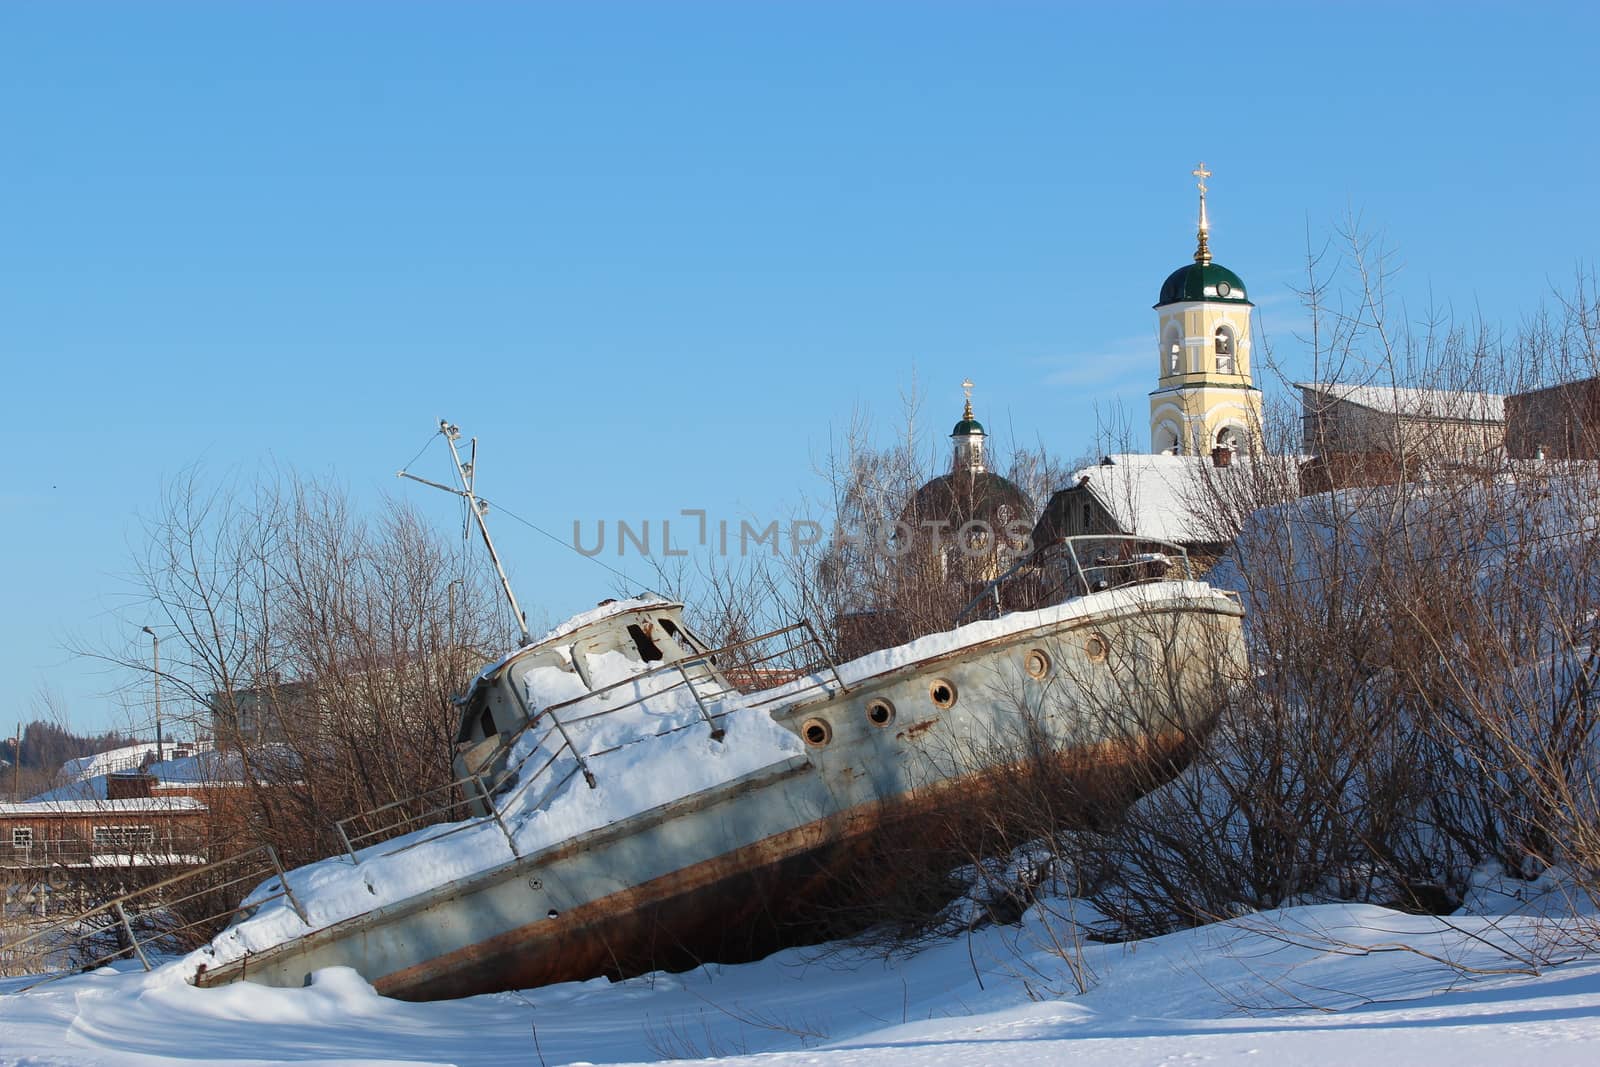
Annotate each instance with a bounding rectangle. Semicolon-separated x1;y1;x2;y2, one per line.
803;619;850;695
674;660;724;741
542;707;597;789
473;774;521;857
113;901;153;971
141;627;163;763
335;819;361;865
440;422;531;646
264;845;311;925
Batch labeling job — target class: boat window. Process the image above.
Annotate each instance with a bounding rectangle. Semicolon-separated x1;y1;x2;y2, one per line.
627;624;664;662
801;718;833;747
659;617;706;654
479;706;498;738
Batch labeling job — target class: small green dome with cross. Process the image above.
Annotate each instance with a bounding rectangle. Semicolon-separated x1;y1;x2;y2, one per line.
1158;160;1253;307
951;412;985;437
952;379;985;436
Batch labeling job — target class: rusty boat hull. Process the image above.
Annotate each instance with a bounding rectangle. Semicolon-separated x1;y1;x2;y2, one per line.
198;582;1243;1000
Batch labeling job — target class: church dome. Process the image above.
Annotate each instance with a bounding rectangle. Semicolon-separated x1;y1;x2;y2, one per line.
903;470;1033;532
951;414;985;437
1157;262;1252;307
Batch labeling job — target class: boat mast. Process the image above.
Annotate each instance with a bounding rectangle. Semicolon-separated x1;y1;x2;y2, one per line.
399;420;533;646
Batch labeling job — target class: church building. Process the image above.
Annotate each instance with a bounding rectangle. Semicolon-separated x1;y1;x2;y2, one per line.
898;382;1035;584
1033;165;1287;560
1149;163;1264;456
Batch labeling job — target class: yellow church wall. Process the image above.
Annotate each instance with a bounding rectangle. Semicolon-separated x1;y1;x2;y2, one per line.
1155;303;1254;384
1148;388;1263;453
1149;296;1263;454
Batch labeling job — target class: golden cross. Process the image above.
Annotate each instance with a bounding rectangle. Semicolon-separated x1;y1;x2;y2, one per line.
961;378;974;401
1192;161;1211;196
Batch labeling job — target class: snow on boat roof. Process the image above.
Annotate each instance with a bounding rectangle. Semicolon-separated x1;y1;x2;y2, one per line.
769;579;1236;709
196;579;1241;970
462;593;677;694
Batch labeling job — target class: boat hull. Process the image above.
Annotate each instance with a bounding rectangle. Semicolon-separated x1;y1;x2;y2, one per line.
379;732;1198;1000
198;586;1243;999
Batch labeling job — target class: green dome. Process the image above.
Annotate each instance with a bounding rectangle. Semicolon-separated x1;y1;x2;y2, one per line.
1157;262;1252;307
951;416;985;437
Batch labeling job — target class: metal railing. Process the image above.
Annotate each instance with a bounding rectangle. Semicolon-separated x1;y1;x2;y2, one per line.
334;772;519;863
1;833;210;873
0;845;306;988
0;618;850;985
957;535;1193;625
330;618;847;862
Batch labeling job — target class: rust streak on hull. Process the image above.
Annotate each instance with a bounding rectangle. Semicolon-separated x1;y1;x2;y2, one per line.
376;731;1193;1001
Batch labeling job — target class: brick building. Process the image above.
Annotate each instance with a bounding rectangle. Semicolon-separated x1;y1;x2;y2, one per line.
1;796;208;913
1504;376;1600;460
1296;382;1505;461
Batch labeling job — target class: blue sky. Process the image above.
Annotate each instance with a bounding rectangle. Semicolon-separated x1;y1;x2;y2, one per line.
3;2;1597;737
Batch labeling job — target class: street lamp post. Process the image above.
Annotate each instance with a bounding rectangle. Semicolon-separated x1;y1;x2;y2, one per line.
141;626;163;764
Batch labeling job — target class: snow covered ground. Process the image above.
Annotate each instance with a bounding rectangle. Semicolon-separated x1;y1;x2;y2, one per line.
5;876;1600;1066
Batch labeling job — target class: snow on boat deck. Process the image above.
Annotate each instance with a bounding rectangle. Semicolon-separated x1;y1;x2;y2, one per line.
193;582;1229;971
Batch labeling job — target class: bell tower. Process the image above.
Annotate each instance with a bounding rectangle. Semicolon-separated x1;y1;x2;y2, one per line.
1149;163;1264;454
951;378;986;473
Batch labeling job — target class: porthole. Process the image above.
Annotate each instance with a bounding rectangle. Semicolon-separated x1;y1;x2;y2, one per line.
1024;649;1051;679
866;698;896;727
1084;633;1109;663
801;718;833;747
929;679;958;709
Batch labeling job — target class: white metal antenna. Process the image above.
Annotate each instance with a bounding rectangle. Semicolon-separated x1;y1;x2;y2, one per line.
399;419;533;646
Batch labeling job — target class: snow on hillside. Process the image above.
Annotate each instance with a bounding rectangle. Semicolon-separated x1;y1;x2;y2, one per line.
1204;470;1600;613
4;875;1600;1065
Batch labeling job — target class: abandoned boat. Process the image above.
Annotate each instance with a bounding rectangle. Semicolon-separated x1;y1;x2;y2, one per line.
184;535;1244;1000
167;420;1248;999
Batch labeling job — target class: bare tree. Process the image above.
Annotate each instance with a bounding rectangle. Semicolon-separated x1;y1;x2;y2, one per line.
82;468;511;868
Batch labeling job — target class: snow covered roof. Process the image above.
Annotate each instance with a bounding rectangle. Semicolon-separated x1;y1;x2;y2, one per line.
28;746;256;803
460;594;679;704
58;742;166;783
1064;454;1296;544
1296;382;1505;423
0;796;205;816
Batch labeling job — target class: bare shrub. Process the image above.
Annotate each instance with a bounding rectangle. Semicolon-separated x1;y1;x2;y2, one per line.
1025;247;1600;942
85;468;511;869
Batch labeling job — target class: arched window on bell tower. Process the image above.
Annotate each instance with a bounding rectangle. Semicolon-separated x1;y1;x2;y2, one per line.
1162;323;1183;377
1214;325;1236;375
